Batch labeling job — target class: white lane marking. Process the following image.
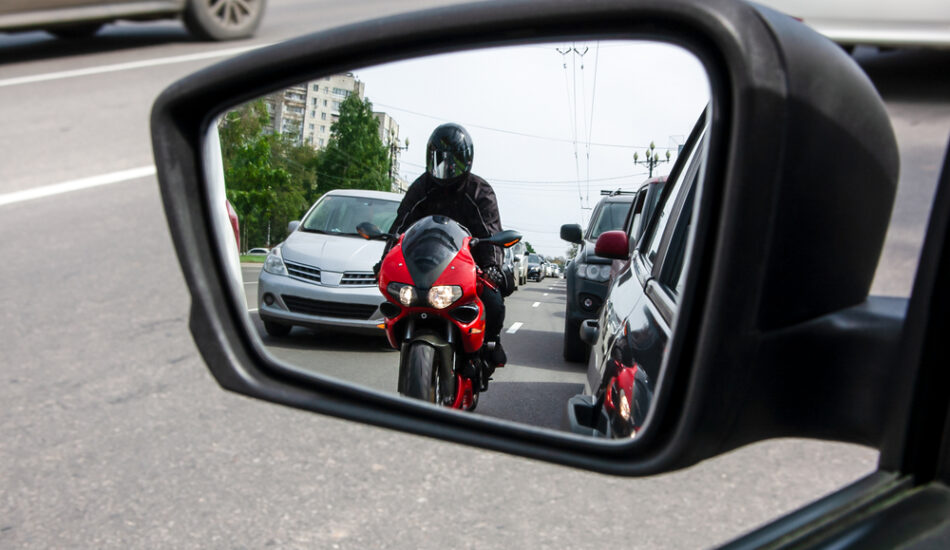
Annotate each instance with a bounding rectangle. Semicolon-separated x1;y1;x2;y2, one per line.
0;44;270;88
0;165;155;207
532;302;541;308
506;322;523;334
543;293;549;296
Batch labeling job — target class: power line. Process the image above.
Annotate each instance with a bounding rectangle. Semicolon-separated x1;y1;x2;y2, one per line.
399;160;648;185
370;105;676;151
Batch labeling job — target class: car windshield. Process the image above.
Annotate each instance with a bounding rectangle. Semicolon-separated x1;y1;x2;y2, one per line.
300;195;399;235
527;254;541;265
587;201;633;240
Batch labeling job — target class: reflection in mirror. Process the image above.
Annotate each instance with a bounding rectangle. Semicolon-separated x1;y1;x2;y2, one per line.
213;40;710;439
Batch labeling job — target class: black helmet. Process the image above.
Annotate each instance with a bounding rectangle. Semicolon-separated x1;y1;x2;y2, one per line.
426;123;473;187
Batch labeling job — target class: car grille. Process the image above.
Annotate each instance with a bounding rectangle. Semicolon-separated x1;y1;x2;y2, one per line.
282;295;378;319
285;260;321;283
340;272;376;286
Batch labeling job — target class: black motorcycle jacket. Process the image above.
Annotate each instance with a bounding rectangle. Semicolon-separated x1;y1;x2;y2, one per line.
384;172;503;270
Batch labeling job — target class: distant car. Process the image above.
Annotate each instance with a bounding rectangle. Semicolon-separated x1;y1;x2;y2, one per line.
511;241;528;285
502;246;518;293
256;189;402;337
526;253;545;282
247;247;270;255
0;0;267;41
559;190;637;362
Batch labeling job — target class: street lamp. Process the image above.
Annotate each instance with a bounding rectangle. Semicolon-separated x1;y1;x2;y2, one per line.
388;137;409;190
633;141;671;178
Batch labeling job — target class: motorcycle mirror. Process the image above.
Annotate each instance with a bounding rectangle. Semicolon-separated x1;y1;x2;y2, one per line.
477;229;522;249
152;0;901;477
356;222;383;240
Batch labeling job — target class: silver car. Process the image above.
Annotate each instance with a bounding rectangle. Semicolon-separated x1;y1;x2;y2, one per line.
257;189;402;337
0;0;266;41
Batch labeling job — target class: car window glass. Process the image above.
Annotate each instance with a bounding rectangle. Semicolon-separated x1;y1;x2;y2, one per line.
302;196;399;234
588;201;633;240
645;132;703;264
666;177;697;298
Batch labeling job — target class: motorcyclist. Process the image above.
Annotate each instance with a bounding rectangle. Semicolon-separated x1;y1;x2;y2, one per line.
377;123;508;369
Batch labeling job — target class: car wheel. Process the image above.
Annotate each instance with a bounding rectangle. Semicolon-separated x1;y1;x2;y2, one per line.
263;319;291;337
183;0;266;41
563;317;589;363
48;23;104;39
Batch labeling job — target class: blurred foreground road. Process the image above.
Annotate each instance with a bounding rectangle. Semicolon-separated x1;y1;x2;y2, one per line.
1;2;947;548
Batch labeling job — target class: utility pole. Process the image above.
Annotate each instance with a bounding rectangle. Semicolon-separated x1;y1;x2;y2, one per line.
388;137;409;191
633;141;672;177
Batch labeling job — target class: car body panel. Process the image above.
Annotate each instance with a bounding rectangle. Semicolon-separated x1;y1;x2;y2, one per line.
0;0;184;30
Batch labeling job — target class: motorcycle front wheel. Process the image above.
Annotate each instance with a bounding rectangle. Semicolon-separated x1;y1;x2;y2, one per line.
404;342;438;403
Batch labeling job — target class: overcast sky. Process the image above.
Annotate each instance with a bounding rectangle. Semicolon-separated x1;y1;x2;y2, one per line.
354;40;709;257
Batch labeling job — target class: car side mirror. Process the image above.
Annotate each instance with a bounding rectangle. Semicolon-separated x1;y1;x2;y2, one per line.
152;0;902;477
560;224;583;244
594;230;629;260
356;222;394;241
287;220;300;233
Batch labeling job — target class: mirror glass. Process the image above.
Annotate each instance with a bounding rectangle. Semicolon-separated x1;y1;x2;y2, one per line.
211;40;710;440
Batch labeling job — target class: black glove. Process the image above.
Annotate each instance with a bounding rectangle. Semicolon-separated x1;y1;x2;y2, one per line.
372;261;381;280
483;265;502;286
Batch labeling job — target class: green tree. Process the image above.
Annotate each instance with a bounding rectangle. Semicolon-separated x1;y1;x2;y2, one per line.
524;241;536;254
219;98;312;249
317;94;391;191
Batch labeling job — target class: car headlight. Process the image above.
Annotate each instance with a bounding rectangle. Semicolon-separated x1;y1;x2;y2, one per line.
576;263;611;282
387;282;418;307
263;247;287;276
428;285;463;309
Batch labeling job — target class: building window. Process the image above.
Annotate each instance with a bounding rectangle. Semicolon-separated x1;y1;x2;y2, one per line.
309;123;315;130
320;125;326;133
312;98;317;106
323;99;328;107
321;112;327;120
318;138;325;146
332;101;341;110
313;84;319;91
332;87;350;97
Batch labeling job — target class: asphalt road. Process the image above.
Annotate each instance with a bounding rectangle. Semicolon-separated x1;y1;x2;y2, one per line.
244;265;585;431
2;2;947;548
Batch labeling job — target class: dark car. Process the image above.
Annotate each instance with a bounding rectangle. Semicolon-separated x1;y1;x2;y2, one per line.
560;191;637;361
526;253;545;282
0;0;266;41
567;112;706;438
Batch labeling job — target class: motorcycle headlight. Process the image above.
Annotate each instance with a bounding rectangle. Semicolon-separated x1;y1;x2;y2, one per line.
618;389;631;421
387;282;417;306
263;247;287;276
428;285;463;309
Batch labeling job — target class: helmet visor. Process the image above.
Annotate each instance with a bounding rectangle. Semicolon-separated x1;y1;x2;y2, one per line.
427;149;465;181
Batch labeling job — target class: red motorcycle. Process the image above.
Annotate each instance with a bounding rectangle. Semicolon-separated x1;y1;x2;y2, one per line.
357;215;521;410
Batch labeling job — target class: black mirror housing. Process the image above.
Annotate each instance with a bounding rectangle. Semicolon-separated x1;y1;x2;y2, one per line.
152;0;902;476
560;223;583;244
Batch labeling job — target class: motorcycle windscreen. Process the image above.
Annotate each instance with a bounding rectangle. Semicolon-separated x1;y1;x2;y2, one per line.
400;215;470;289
